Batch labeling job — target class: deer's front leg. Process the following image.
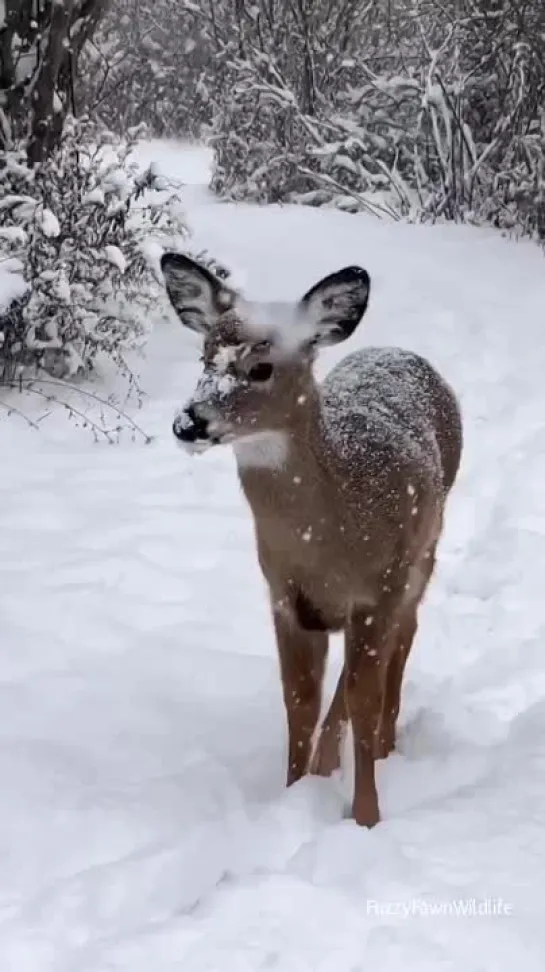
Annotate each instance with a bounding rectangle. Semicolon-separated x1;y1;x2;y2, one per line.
272;604;328;786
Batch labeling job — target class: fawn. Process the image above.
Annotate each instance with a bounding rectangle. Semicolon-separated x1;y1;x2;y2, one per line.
161;252;462;827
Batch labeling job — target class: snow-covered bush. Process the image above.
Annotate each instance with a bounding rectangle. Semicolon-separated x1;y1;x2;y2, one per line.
80;0;214;139
71;0;545;239
207;0;545;240
209;57;318;204
0;117;189;383
207;0;374;205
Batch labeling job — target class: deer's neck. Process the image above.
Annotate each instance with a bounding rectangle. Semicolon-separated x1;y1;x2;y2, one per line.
234;384;328;493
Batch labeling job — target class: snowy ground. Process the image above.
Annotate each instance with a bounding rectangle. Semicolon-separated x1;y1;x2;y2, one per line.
1;141;545;970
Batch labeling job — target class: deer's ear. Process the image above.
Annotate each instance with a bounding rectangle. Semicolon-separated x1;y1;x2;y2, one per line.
160;253;234;335
298;266;370;348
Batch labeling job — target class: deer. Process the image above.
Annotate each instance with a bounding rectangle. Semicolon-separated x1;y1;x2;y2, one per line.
160;252;463;827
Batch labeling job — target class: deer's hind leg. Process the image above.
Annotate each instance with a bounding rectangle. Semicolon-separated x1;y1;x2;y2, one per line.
273;605;328;786
310;666;347;778
377;544;439;759
311;628;416;773
375;614;417;759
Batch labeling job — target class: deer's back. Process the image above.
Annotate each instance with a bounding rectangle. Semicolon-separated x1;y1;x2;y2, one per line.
321;346;462;500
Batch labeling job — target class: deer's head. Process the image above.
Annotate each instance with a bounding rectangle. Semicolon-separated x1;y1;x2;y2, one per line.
161;253;370;459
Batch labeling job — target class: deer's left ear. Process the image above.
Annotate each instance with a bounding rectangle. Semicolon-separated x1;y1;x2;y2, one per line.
298;266;371;348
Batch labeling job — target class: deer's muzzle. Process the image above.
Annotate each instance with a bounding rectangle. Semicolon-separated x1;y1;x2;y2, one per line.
172;404;210;448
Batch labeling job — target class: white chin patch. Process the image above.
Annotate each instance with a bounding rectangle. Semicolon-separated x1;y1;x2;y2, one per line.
174;438;211;455
233;430;288;469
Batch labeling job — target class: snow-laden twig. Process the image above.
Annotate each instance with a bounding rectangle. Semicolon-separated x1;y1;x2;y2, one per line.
0;377;154;444
298;167;401;220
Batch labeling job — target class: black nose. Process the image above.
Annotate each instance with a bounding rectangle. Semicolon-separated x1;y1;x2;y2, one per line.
173;405;209;442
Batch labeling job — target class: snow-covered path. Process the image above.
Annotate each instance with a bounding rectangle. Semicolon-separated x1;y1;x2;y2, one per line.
1;143;544;970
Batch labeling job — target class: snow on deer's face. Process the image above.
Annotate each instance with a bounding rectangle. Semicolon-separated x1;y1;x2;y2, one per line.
160;253;370;459
172;304;314;459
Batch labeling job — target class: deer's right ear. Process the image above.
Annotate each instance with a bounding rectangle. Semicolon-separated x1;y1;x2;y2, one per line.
160;253;233;335
298;266;371;348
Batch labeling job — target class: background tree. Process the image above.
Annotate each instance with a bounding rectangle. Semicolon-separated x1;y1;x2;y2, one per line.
1;0;110;164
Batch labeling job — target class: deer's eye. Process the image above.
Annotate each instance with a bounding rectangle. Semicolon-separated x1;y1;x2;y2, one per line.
248;362;273;383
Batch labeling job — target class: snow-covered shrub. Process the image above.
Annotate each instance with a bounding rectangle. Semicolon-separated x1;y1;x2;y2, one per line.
80;0;214;139
0;117;189;383
210;58;318;204
207;0;374;205
208;0;545;240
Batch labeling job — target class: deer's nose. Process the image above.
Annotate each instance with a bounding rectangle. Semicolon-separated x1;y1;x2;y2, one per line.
173;404;209;442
